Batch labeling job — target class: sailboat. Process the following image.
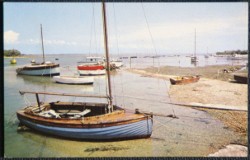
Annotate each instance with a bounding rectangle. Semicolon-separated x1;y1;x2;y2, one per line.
16;1;153;141
77;56;106;76
191;29;198;63
16;24;60;76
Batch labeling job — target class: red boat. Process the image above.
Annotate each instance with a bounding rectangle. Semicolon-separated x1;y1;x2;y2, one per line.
77;65;104;70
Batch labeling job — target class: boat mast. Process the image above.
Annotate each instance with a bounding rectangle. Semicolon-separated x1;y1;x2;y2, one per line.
102;0;113;111
40;24;45;63
194;28;196;58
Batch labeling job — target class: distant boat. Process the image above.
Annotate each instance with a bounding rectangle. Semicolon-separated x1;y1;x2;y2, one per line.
204;55;209;58
31;59;36;64
16;1;153;141
102;58;123;68
191;29;198;63
170;75;200;85
130;56;137;59
119;56;128;59
233;73;248;84
53;75;94;85
111;59;123;68
10;58;16;64
16;24;60;76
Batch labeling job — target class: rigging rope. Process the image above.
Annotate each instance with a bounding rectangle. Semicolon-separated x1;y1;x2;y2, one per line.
141;3;160;72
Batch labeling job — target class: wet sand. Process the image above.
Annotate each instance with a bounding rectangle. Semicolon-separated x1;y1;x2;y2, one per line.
127;65;248;155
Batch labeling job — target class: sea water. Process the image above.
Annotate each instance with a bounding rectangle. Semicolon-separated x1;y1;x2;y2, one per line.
4;54;246;157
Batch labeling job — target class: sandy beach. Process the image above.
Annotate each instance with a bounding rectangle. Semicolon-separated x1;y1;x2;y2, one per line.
127;65;248;155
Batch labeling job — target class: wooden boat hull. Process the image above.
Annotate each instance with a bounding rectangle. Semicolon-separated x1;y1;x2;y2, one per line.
234;73;248;84
53;76;94;85
16;102;153;141
170;75;200;85
17;115;152;140
16;64;60;76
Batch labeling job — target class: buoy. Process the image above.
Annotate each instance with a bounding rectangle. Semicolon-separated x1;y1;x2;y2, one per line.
10;58;16;64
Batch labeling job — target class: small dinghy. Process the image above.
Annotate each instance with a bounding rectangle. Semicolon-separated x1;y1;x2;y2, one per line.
53;75;94;85
170;75;200;85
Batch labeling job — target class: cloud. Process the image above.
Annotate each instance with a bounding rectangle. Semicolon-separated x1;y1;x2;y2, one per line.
108;14;247;52
4;30;20;43
23;38;78;46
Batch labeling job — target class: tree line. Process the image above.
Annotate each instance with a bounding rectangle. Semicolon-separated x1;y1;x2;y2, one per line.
4;49;21;57
216;50;248;55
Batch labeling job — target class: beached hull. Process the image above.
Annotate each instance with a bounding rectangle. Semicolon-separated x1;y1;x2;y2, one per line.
234;73;248;84
18;116;152;140
170;76;200;85
16;64;60;76
78;69;106;76
53;76;94;85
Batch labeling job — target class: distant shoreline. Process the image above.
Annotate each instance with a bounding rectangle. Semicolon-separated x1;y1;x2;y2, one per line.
4;55;37;58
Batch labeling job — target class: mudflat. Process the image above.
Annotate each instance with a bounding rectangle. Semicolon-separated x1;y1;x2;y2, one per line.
127;65;248;148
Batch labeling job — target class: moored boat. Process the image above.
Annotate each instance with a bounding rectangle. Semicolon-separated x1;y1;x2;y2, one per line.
170;75;200;85
16;61;60;76
16;24;60;76
77;65;106;76
17;96;153;140
53;75;94;85
77;57;105;76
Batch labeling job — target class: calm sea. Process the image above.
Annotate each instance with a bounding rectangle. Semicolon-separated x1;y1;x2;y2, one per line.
4;54;246;157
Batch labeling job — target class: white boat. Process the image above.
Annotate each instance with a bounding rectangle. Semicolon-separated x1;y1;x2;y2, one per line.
102;58;123;68
111;60;123;68
16;24;60;76
78;56;104;65
53;75;94;85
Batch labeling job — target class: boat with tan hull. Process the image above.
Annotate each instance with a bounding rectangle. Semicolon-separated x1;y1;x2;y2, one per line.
16;0;153;141
170;75;200;85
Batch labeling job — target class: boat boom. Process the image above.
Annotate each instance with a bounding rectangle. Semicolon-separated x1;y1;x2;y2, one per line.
19;91;109;99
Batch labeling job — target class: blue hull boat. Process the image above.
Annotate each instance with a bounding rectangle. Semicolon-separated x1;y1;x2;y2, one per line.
17;101;153;141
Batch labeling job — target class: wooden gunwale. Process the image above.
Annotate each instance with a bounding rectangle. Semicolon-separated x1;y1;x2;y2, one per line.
17;110;149;128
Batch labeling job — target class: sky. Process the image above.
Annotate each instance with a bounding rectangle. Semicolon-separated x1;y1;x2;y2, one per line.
4;2;248;55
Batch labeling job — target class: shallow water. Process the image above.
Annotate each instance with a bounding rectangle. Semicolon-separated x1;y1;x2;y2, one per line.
4;55;245;157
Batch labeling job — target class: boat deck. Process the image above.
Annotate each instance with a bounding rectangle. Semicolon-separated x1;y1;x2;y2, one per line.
17;103;149;128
